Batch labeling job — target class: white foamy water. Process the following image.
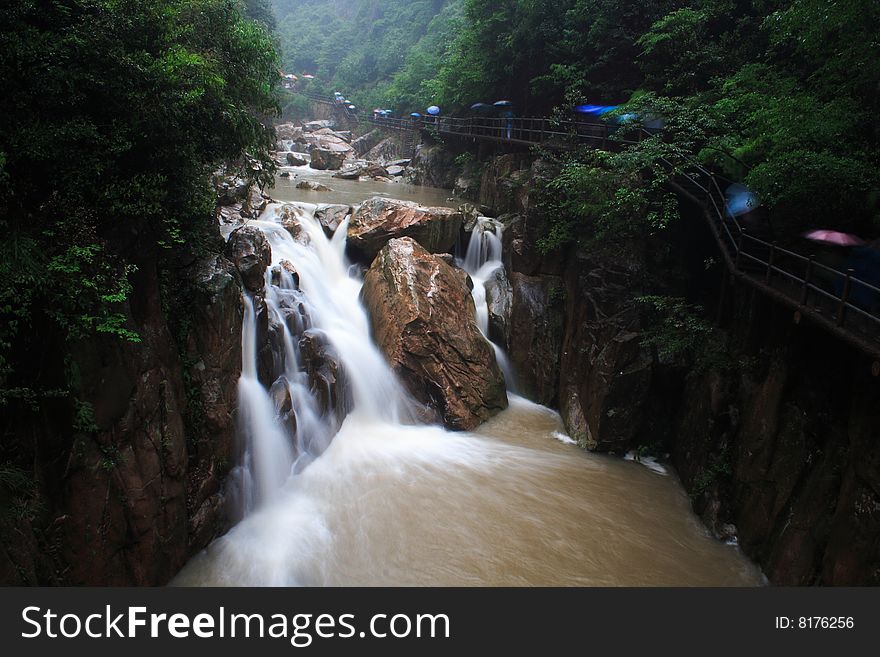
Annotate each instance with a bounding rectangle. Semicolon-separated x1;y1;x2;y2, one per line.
174;190;762;587
458;215;517;389
625;451;670;476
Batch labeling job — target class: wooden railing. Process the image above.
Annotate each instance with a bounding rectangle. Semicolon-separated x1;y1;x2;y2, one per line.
673;162;880;360
296;94;880;361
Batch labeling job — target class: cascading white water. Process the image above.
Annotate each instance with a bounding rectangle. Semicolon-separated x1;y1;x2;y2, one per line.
228;203;417;517
174;189;762;587
458;216;516;389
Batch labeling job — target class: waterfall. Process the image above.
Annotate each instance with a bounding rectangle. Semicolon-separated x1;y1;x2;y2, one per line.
229;202;416;516
459;216;517;389
173;196;762;587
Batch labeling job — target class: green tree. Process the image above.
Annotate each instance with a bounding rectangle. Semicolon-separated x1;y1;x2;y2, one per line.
0;0;279;409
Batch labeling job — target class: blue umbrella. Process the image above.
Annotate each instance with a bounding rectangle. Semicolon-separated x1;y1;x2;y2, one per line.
725;184;760;217
493;100;513;107
410;112;422;118
470;102;493;113
426;105;441;116
574;104;618;116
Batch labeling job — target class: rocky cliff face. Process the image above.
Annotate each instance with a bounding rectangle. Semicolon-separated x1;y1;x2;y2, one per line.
671;291;880;585
362;237;508;430
0;182;250;586
453;147;880;585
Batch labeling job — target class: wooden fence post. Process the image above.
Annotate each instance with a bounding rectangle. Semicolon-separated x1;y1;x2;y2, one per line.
801;255;815;306
765;242;777;284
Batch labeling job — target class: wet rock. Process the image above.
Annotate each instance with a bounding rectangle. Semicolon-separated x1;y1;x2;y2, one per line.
269;379;295;431
303;120;335;132
314;204;351;237
241;187;269;219
332;168;361;180
407;144;456;188
557;251;652;453
270;260;300;289
484;266;513;350
348;196;464;261
508;272;565;406
225;226;271;293
309;148;346;171
286;153;308;167
386;165;405;177
454;162;482;200
280;172;291;178
480;153;532;215
277;204;312;247
361;163;389;178
334;162;388;179
351;129;383;155
182;255;243;553
299;329;352;429
296;180;333;192
362;237;508;430
276;123;304;140
214;174;250;206
363;137;401;164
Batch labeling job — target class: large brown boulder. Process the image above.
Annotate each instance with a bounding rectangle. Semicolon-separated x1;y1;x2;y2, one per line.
362;237;508;430
309;148;346;170
286;152;308;166
348;197;463;260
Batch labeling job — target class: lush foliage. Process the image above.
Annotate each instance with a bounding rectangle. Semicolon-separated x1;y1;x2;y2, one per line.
430;0;880;240
0;0;279;409
636;295;734;371
536;142;679;252
271;0;461;113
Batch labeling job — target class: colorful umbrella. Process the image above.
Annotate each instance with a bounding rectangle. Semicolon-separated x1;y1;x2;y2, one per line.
725;184;760;217
803;230;866;247
573;104;618;116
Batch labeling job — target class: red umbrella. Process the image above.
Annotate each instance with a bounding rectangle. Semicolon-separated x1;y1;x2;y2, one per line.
803;230;865;246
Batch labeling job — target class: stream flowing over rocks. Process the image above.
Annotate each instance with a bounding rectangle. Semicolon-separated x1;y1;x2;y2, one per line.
362;237;508;430
170;122;764;587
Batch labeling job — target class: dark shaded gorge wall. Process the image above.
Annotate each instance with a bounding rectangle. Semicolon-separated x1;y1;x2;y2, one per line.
0;188;251;586
433;144;880;585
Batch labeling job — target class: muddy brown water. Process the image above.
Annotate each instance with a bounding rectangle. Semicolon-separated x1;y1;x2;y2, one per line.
174;164;764;586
